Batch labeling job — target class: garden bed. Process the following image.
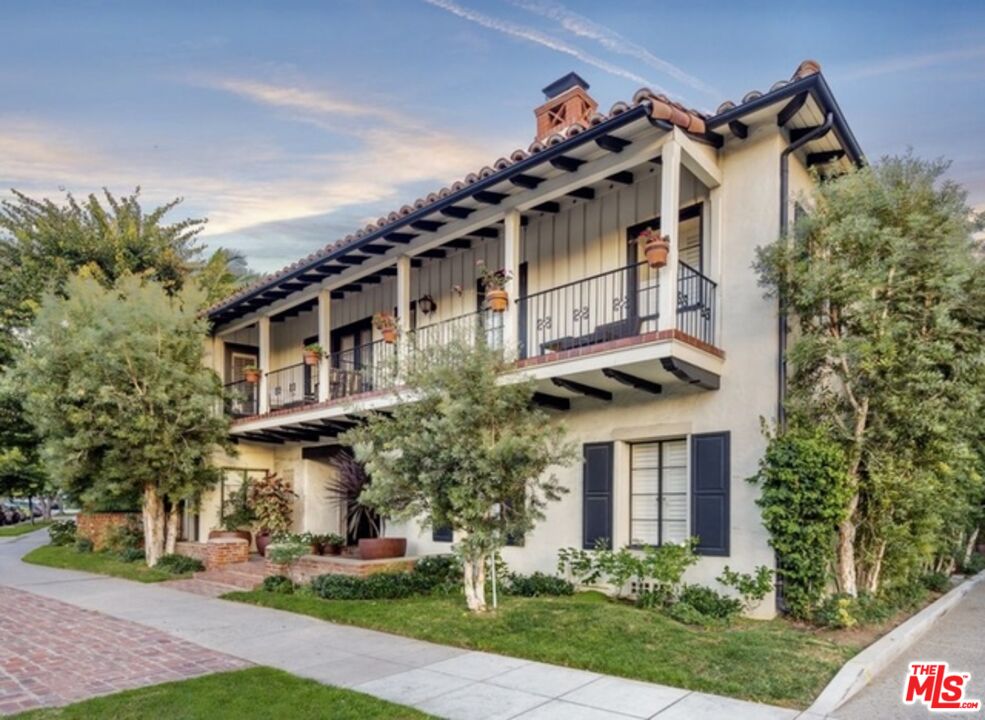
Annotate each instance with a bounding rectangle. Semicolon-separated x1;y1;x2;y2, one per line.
12;666;429;719
225;590;863;709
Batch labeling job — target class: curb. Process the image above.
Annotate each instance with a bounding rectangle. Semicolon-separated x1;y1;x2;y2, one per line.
806;570;985;717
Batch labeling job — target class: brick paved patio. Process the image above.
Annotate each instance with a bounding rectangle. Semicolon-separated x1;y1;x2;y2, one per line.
0;586;250;716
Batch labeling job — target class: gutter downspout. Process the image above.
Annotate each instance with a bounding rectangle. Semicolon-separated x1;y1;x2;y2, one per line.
777;111;833;428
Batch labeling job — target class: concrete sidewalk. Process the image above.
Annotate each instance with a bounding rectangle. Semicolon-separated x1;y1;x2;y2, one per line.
2;531;800;719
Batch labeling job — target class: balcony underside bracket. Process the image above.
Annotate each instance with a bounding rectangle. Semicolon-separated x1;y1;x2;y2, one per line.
551;377;612;401
532;392;571;411
659;357;720;390
601;368;662;395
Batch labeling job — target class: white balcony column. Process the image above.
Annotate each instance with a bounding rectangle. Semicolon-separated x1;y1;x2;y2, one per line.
258;315;271;414
317;289;332;402
502;209;522;355
396;255;412;377
657;139;682;333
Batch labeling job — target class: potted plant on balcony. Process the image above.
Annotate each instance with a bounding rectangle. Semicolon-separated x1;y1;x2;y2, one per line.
638;228;671;269
303;343;323;366
477;260;512;312
248;472;296;557
326;450;406;560
210;483;255;546
243;365;262;384
373;312;399;344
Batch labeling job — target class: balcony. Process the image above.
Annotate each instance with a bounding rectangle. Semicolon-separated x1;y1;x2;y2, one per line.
223;260;720;433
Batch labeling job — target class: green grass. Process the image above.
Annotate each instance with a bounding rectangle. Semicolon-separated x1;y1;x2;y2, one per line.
13;667;431;719
21;544;190;583
226;590;861;709
0;519;53;537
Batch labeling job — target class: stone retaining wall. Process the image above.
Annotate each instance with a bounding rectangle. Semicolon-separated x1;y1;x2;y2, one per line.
267;554;417;585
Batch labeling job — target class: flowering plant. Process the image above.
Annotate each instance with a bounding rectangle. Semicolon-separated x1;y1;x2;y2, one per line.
476;260;512;291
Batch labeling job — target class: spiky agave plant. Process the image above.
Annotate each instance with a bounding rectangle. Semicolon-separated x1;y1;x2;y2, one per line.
326;450;381;539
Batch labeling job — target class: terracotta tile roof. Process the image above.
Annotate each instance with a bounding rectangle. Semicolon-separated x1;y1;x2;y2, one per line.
206;61;820;318
714;59;821;115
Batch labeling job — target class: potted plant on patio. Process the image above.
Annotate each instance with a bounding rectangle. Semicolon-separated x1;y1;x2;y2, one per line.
243;365;262;384
373;312;398;344
477;260;512;313
326;450;406;560
303;343;323;366
320;532;345;556
248;472;296;557
638;228;670;269
210;483;255;546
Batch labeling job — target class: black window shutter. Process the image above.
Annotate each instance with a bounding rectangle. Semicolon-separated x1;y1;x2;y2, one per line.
432;526;453;542
583;442;614;549
691;432;730;556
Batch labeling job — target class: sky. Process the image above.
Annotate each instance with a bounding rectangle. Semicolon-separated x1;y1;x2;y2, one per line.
1;0;983;273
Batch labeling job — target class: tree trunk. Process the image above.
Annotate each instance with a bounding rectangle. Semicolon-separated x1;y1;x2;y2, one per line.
164;501;180;556
142;485;166;566
836;492;859;596
462;555;488;613
963;528;979;567
862;539;886;594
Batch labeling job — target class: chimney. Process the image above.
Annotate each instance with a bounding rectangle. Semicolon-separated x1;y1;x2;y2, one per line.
534;72;598;142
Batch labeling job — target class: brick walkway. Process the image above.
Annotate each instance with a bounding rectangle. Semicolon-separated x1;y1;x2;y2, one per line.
0;586;250;716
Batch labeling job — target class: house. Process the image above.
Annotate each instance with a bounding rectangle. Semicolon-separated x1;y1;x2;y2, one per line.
193;60;863;617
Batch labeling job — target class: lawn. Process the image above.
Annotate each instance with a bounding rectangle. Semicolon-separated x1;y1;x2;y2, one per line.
0;520;53;537
21;544;190;583
226;590;861;709
13;667;430;719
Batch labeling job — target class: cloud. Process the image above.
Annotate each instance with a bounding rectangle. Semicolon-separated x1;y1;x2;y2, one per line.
422;0;661;90
509;0;717;99
841;45;985;80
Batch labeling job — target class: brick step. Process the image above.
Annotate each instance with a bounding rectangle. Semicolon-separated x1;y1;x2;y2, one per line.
161;578;243;598
192;568;264;590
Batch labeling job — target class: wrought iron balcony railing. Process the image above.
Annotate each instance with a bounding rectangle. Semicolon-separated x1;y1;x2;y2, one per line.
224;379;259;418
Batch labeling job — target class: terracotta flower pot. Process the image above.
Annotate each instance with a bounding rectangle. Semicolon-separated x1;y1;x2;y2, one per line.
358;537;407;560
208;529;252;546
310;543;323;556
486;289;509;313
255;531;273;557
324;543;342;556
244;369;262;384
303;351;320;366
381;326;397;344
643;236;670;269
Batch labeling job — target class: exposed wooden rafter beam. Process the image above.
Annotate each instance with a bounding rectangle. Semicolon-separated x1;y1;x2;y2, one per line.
440;205;474;220
596;135;631;153
532;392;570;411
410;219;445;232
359;244;390;255
419;248;446;259
551;377;612;401
606;171;634;185
807;150;846;166
550;155;585;172
660;357;720;390
442;238;472;250
532;201;561;214
602;368;662;395
728;120;748;139
384;232;417;243
567;187;595;200
777;91;809;127
510;174;543;189
473;190;507;205
470;227;499;238
337;256;366;265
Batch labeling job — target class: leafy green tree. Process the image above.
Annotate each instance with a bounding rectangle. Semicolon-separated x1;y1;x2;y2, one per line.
343;339;577;612
196;247;260;305
756;154;985;596
12;274;231;564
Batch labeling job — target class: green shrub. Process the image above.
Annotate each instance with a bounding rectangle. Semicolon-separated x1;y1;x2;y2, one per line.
104;518;143;553
666;601;714;626
505;572;574;597
267;539;310;565
74;537;94;553
155;554;204;574
961;552;985;575
311;571;427;600
812;594;859;629
262;575;296;594
717;565;774;611
48;520;77;546
921;572;950;593
413;554;461;593
117;547;146;563
677;584;742;619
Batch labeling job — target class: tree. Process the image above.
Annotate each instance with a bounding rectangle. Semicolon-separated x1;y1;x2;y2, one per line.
343;338;577;612
196;248;260;305
756;154;985;596
12;274;231;564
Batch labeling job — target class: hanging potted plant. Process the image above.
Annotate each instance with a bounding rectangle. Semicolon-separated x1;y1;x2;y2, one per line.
477;260;512;313
326;450;406;560
373;312;399;344
303;343;323;366
638;228;671;269
248;472;296;557
243;365;262;384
